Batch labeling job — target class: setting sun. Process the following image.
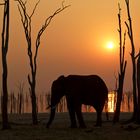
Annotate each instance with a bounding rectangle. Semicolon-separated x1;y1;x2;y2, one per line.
106;41;114;50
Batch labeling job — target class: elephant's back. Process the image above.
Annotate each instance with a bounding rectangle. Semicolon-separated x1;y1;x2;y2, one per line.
67;75;108;95
65;75;108;106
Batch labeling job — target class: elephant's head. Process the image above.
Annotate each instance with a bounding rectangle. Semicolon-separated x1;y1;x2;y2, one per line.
46;75;65;128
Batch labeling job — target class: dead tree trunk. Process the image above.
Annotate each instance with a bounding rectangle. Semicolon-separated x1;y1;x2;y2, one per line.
10;92;14;114
17;92;23;114
40;94;43;112
17;83;24;114
25;92;29;113
113;4;127;123
127;92;131;112
16;0;70;125
13;94;16;113
125;0;137;121
1;0;10;129
137;54;140;123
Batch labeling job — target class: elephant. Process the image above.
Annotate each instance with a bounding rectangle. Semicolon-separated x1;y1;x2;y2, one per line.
46;75;108;128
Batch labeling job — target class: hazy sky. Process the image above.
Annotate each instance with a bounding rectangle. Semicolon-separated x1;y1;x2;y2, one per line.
0;0;140;93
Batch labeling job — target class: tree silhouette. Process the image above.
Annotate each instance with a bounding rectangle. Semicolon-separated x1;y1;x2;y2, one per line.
137;53;140;123
17;83;24;114
15;0;70;125
1;0;11;129
125;0;138;121
113;3;127;123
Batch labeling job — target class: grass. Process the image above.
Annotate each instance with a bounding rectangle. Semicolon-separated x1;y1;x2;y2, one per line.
0;112;140;140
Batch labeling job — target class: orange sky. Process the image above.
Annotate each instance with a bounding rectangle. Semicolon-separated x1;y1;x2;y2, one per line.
0;0;140;93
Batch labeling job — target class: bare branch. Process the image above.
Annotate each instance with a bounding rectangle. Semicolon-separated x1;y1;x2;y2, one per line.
0;3;5;5
114;2;127;123
135;51;140;59
15;0;30;19
125;0;129;5
125;21;131;38
30;0;40;18
123;60;127;74
36;2;70;46
28;74;32;86
17;5;24;24
118;3;122;72
122;31;126;67
114;72;118;92
125;0;138;119
34;1;70;71
17;4;34;75
15;1;70;124
118;3;121;15
15;0;32;59
123;31;126;49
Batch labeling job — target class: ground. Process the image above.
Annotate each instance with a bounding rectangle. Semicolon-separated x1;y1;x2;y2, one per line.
0;113;140;140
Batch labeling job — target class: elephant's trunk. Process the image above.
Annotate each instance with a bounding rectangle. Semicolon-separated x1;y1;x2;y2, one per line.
46;106;56;128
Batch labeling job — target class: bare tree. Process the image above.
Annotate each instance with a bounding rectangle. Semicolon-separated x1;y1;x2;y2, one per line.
10;92;14;114
113;3;127;123
137;53;140;123
25;92;29;112
39;94;43;112
125;0;138;121
17;83;24;114
1;0;10;129
126;91;132;112
15;0;70;125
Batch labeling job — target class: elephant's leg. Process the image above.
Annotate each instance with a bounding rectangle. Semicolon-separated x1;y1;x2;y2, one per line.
75;104;86;128
95;110;102;127
67;98;77;128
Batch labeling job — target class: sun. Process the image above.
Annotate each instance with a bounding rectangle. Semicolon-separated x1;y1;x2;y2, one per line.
106;41;114;50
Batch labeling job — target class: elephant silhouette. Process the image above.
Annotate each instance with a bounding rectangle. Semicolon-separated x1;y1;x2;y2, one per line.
47;75;108;128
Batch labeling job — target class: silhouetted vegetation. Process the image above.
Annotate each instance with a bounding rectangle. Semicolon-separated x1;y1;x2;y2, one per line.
125;0;140;123
0;0;140;133
113;3;127;123
137;53;140;123
0;90;134;114
17;83;24;114
15;0;70;125
0;0;10;129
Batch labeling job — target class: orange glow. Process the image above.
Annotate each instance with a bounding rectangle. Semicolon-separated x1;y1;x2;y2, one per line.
106;41;114;50
0;0;140;94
